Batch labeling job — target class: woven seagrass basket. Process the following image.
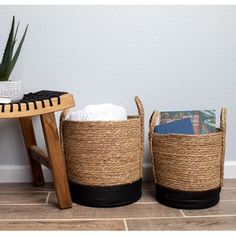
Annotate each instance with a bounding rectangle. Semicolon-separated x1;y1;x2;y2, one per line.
60;96;144;207
149;108;227;209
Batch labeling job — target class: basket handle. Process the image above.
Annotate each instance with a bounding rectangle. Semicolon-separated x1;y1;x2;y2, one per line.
220;108;227;135
59;109;70;155
134;96;145;177
220;108;227;186
135;96;144;147
149;110;159;183
149;111;158;155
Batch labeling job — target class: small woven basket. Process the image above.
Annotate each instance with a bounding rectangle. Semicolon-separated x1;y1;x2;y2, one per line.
149;108;227;209
60;96;144;207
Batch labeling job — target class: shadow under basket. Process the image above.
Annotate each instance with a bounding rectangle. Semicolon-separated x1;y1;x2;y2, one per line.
149;108;227;209
60;96;144;207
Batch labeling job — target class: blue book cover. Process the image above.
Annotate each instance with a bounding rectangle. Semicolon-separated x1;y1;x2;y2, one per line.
154;118;194;135
160;110;216;134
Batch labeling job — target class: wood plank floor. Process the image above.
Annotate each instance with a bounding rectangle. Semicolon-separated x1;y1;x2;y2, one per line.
0;180;236;230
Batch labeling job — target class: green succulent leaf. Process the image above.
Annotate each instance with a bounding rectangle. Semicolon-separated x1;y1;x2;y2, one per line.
1;16;15;77
0;16;28;81
0;67;7;81
8;24;28;77
14;21;20;42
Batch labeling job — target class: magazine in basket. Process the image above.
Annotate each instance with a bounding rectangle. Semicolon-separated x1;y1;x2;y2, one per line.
159;110;216;134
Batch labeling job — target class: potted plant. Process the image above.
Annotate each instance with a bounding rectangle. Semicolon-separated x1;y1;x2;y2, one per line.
0;16;28;103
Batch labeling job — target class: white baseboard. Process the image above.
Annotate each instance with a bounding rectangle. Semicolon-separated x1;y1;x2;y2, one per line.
224;161;236;179
0;165;52;183
0;161;236;183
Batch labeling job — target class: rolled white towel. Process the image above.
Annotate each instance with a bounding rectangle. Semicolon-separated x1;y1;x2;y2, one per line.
69;103;127;121
68;109;88;121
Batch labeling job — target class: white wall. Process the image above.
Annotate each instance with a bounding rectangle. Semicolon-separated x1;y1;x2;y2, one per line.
0;6;236;179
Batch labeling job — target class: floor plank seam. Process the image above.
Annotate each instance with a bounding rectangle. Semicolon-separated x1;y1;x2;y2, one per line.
220;199;236;202
133;199;236;205
0;203;46;206
179;210;186;217
1;214;236;222
178;214;236;218
45;192;51;204
134;202;156;204
2;200;236;206
0;217;186;222
123;219;128;231
222;187;236;190
0;191;51;194
132;201;160;206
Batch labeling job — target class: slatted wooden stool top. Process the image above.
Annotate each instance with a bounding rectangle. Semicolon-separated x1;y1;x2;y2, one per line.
0;90;75;118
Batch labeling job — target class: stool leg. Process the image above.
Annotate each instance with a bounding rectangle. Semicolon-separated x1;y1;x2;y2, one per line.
20;117;45;186
40;113;72;209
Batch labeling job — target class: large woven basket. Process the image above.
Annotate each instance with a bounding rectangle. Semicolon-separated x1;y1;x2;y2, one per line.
149;108;227;209
60;96;144;207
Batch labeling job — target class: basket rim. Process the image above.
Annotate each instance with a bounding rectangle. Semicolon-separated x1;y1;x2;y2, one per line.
63;115;141;124
153;128;223;138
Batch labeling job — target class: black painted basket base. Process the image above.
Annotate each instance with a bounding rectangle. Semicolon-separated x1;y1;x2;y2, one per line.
69;178;142;208
156;184;221;209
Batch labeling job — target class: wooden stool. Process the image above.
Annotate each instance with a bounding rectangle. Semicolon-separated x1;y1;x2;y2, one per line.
0;90;75;209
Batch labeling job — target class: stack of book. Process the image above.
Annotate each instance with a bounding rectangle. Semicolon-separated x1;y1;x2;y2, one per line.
154;110;216;135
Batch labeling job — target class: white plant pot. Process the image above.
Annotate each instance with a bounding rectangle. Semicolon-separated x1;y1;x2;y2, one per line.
0;80;24;102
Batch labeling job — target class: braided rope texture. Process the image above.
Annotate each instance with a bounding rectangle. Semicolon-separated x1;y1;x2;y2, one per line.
60;97;144;187
149;109;227;192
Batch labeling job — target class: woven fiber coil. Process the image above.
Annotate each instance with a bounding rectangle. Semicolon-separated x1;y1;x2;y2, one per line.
149;108;227;192
60;96;144;187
